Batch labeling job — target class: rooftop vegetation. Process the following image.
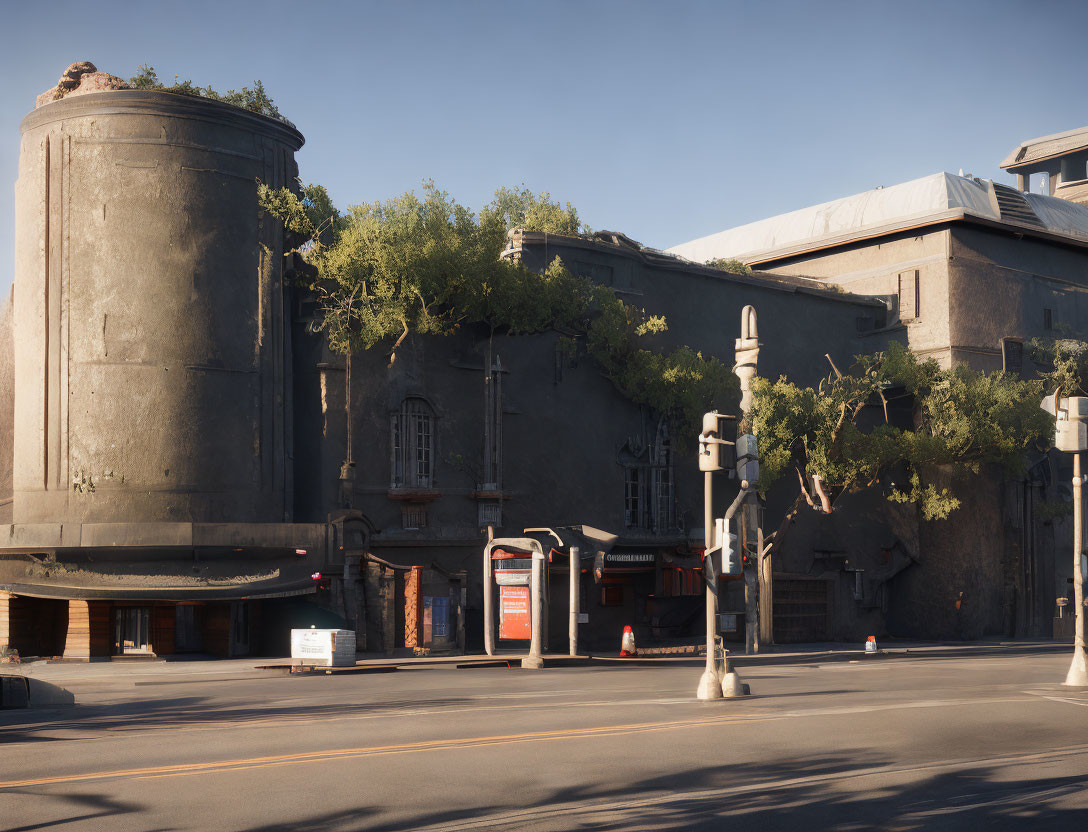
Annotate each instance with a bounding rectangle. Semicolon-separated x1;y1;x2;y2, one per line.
128;65;291;125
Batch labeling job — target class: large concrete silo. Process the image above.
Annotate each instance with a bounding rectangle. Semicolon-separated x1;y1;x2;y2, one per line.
13;90;305;526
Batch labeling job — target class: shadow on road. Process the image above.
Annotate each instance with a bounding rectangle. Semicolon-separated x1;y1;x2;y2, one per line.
6;789;147;832
234;752;1088;832
0;695;476;743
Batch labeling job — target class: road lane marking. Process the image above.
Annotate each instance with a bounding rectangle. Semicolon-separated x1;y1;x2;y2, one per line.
0;695;1042;789
0;714;755;789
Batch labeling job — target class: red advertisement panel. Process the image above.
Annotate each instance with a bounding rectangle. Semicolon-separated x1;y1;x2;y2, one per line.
499;585;531;640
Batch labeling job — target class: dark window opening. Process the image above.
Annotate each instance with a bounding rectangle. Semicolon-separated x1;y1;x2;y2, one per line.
1001;338;1024;376
391;397;434;488
402;504;427;529
623;419;677;533
1044;308;1053;330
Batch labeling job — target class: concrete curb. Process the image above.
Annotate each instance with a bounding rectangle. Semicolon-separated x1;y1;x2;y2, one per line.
450;642;1071;670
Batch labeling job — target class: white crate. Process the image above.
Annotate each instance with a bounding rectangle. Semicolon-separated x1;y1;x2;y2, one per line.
290;628;356;667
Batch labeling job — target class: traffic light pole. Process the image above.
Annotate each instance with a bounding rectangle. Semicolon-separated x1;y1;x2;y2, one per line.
697;475;751;700
699;471;720;700
1068;452;1087;687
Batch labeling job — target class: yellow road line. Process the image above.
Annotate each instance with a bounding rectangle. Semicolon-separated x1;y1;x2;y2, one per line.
0;713;753;790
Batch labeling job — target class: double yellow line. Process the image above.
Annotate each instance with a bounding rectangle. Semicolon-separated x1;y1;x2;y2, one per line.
1;712;756;789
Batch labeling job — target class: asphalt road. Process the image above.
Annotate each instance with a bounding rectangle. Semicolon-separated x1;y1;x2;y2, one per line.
2;651;1087;831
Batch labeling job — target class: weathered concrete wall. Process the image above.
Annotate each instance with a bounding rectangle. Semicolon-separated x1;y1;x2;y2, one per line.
885;467;1009;640
0;288;12;524
948;226;1088;371
288;234;897;638
758;228;952;366
13;91;303;525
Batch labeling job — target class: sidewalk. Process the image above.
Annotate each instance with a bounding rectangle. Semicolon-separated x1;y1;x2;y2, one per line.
2;638;1071;685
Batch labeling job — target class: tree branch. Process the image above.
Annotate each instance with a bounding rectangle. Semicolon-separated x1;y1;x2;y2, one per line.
387;319;410;368
812;473;832;513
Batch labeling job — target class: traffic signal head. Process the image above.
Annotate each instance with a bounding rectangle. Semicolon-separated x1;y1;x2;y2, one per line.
699;412;720;471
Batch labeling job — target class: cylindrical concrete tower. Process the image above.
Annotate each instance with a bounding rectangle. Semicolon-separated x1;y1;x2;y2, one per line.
14;90;305;525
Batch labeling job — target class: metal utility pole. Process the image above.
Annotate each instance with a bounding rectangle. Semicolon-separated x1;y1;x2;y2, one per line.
569;546;580;656
1070;451;1087;686
734;305;764;653
483;528;495;656
1041;392;1088;687
522;548;545;669
697;412;750;699
699;462;720;700
700;413;726;696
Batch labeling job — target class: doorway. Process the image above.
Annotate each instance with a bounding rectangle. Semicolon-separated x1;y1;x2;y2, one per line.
230;601;250;656
112;606;152;655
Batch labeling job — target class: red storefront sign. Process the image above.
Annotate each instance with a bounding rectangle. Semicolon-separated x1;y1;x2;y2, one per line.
499;585;531;640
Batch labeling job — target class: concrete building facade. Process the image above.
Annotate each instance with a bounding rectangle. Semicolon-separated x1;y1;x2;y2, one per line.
3;89;1085;660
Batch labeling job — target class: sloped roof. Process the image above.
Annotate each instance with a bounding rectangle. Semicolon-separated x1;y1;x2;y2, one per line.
666;172;1088;266
1000;125;1088;170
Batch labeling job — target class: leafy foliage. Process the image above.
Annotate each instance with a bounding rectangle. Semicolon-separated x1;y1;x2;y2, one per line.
258;181;737;438
485;185;586;236
751;342;1049;520
707;257;753;275
1029;331;1088;397
128;65;290;124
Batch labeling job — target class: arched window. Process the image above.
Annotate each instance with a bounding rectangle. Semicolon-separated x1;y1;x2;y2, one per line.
391;397;434;488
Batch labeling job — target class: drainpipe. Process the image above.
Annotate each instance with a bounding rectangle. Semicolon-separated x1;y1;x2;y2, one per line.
339;351;355;508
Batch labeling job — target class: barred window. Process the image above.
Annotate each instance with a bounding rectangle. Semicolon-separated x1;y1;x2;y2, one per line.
623;419;677;532
392;397;435;488
401;504;427;529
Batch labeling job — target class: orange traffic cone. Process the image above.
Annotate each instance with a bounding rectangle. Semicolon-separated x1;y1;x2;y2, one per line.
620;625;637;657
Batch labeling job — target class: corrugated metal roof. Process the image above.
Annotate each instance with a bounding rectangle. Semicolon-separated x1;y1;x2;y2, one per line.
1000;125;1088;170
666;172;1088;265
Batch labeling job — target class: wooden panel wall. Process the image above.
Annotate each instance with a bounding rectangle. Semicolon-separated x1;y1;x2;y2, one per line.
0;591;10;651
202;603;231;657
151;605;176;657
63;600;111;659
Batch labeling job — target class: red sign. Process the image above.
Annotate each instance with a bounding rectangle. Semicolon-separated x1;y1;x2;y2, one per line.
499;586;531;640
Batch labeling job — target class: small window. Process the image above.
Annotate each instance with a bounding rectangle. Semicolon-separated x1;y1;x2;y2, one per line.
1044;308;1053;330
600;584;624;606
1061;156;1088;184
401;504;427;529
478;501;501;527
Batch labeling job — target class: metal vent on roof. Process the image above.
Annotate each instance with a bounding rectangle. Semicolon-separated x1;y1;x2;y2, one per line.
992;182;1045;228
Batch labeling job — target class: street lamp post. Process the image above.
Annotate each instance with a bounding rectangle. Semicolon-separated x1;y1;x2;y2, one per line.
1069;451;1087;686
734;305;764;654
1041;392;1088;687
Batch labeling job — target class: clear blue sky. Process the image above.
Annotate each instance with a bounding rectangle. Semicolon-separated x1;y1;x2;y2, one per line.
2;0;1085;296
